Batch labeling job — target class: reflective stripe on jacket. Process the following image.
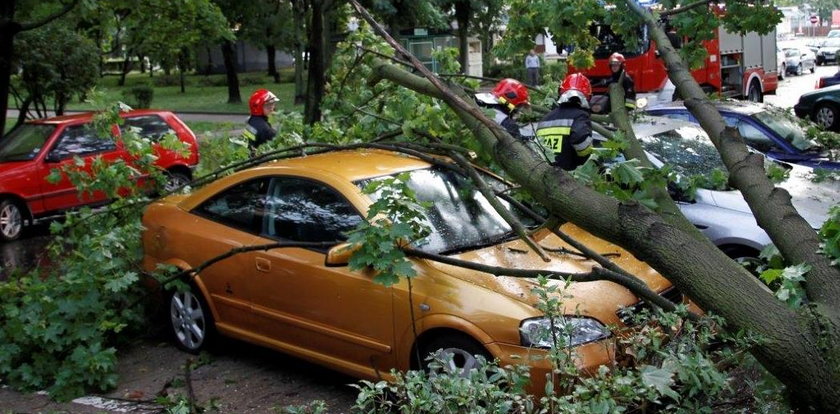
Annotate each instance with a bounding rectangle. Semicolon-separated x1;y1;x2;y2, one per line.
535;103;593;170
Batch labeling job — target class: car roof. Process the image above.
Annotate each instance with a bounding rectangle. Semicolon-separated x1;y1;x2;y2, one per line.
646;100;765;116
254;149;434;183
26;109;173;125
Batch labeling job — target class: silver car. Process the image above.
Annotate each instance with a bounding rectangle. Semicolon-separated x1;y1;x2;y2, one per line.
783;47;816;75
633;118;838;259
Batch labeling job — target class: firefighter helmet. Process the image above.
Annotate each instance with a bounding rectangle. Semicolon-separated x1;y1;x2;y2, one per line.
490;78;530;110
609;52;626;66
558;73;592;109
249;89;279;116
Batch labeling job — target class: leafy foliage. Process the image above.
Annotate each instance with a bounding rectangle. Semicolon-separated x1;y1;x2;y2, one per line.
819;206;840;265
346;173;432;286
12;24;99;114
0;100;186;400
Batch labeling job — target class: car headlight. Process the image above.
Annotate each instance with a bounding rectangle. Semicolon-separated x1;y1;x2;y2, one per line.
520;316;610;348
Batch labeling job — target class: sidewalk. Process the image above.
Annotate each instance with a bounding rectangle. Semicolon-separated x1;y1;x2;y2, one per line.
6;109;247;124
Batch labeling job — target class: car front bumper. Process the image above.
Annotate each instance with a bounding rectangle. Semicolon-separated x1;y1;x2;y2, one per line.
793;103;810;119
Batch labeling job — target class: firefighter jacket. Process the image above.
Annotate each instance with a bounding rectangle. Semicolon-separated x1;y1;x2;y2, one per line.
477;101;522;139
244;115;277;149
535;103;593;170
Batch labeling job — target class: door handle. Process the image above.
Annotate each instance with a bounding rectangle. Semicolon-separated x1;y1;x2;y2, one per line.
255;257;271;273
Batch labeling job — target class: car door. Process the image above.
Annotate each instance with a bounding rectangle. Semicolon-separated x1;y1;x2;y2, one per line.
244;176;396;376
37;123;121;212
189;177;273;330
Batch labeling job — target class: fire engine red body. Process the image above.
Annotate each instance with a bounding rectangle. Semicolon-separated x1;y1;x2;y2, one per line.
571;24;778;101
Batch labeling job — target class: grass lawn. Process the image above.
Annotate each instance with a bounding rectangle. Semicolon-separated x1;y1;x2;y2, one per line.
12;70;303;115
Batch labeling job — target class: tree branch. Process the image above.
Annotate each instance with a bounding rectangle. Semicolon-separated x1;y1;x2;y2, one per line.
660;0;711;17
19;0;78;31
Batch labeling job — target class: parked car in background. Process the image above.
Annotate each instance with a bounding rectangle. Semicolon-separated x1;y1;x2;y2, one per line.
630;118;839;259
777;46;787;80
828;30;840;38
142;148;683;395
816;69;840;89
0;110;199;241
783;47;816;75
645;101;839;170
807;38;828;55
794;84;840;131
816;38;840;65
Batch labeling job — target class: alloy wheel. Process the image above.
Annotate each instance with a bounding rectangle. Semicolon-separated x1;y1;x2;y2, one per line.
0;202;23;241
170;290;207;351
816;106;837;130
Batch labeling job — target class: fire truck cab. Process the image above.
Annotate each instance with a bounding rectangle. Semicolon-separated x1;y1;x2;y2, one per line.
570;23;779;105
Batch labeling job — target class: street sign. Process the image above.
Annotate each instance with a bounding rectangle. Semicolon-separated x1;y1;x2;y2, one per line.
811;15;819;24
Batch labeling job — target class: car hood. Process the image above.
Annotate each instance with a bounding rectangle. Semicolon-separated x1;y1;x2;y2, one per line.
707;164;839;228
420;223;672;318
820;47;840;53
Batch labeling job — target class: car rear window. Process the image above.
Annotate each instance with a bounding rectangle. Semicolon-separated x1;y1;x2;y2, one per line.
0;124;56;162
48;125;116;160
120;115;176;141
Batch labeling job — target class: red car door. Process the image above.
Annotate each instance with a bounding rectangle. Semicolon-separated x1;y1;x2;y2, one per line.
36;123;124;213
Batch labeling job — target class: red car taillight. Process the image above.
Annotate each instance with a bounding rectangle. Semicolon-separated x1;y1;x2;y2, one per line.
817;78;826;89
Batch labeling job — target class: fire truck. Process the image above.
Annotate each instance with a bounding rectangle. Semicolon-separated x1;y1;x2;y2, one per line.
569;23;779;103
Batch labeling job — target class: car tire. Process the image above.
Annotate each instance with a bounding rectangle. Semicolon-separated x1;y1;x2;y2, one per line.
167;285;216;354
796;63;803;76
0;199;25;242
813;103;840;131
810;64;816;73
164;170;191;193
417;333;491;376
746;81;763;103
778;66;785;80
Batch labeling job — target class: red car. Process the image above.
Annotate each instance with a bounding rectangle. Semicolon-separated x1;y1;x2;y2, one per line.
0;110;199;241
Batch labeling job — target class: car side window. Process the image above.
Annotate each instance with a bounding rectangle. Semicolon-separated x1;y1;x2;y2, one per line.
48;125;117;160
729;118;777;153
121;115;175;141
194;178;271;234
263;177;363;246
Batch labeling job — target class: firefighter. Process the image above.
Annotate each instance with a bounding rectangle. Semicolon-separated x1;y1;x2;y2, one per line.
536;73;594;171
244;89;279;150
475;78;530;138
608;52;636;104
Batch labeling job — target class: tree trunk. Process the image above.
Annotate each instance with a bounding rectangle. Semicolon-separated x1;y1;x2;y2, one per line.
304;0;327;123
292;0;307;105
480;32;494;72
178;50;187;94
0;20;21;138
455;2;470;74
267;44;279;82
221;40;241;104
373;60;840;412
118;55;131;86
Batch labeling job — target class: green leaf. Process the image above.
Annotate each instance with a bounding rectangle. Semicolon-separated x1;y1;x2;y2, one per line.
640;364;677;400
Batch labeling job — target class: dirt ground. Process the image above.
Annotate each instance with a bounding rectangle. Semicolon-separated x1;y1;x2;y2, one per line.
1;334;358;413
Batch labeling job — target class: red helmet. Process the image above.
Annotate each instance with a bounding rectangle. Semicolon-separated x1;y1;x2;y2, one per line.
559;73;592;108
609;52;626;66
491;78;529;110
249;89;279;116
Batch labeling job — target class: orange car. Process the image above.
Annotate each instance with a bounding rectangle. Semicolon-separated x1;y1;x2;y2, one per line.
141;149;677;392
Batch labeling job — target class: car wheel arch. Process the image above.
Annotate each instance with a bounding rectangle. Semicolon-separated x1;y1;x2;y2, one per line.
0;196;32;241
157;259;221;322
408;327;493;370
398;314;498;370
0;194;32;222
812;100;840;129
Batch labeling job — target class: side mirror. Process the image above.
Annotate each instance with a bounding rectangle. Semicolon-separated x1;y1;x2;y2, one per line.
325;242;359;266
44;153;61;163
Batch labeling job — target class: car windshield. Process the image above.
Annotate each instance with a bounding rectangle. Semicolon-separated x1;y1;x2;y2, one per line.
638;125;725;177
360;166;539;255
0;124;56;162
824;38;840;47
751;109;816;151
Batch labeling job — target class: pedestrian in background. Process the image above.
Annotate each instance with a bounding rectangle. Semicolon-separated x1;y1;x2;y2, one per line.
525;49;541;86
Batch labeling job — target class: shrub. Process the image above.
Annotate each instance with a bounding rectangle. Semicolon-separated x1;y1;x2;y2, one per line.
122;84;154;108
485;62;527;82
